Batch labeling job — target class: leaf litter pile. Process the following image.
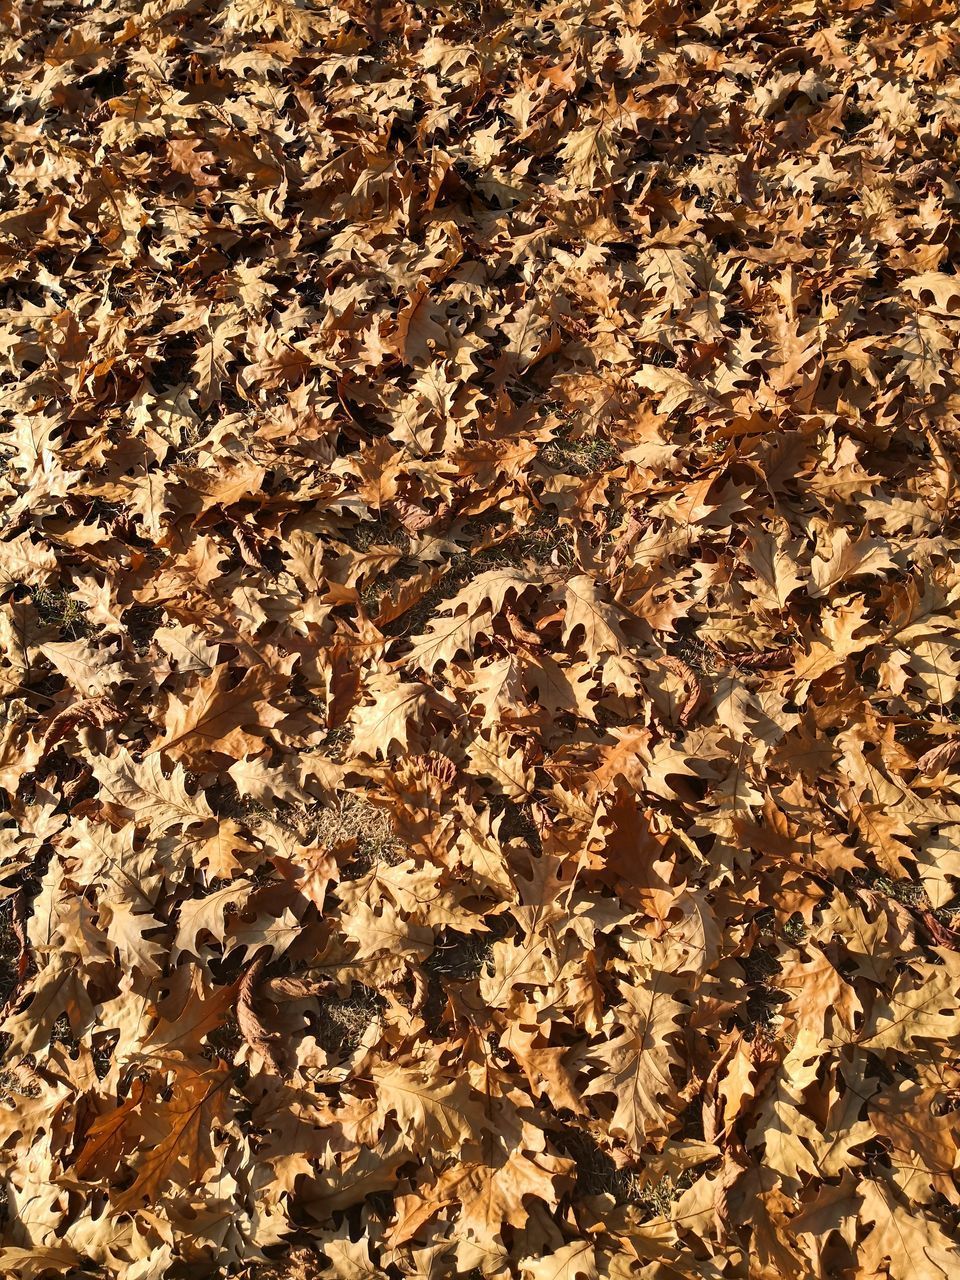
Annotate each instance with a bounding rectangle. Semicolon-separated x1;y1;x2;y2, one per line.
4;0;960;1275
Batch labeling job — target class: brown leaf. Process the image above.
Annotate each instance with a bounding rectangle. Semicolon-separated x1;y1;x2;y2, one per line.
147;664;287;765
236;951;285;1075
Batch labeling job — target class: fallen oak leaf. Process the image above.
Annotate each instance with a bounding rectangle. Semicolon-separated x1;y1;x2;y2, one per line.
917;909;960;952
2;951;98;1056
144;965;241;1058
520;1241;598;1280
39;637;125;698
146;663;287;766
560;574;632;659
261;974;335;1000
439;1134;575;1238
391;281;447;365
111;1064;232;1211
237;951;285;1074
584;977;686;1152
918;737;960;775
173;880;255;959
659;655;703;727
858;1176;960;1280
90;748;214;829
809;530;896;599
74;1078;148;1181
350;670;454;758
402;567;539;672
370;1061;487;1147
167;136;219;186
39;695;119;758
0;1247;85;1279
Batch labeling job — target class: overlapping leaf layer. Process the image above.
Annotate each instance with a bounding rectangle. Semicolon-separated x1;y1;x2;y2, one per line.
2;0;960;1276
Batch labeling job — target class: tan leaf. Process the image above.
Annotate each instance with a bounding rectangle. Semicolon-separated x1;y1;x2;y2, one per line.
147;663;286;765
112;1065;230;1210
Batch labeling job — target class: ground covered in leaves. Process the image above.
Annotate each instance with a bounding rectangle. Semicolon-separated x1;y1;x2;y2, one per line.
2;0;960;1276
